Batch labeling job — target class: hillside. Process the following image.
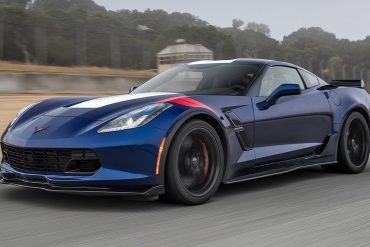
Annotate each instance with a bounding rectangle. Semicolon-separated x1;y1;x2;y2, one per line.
0;0;369;80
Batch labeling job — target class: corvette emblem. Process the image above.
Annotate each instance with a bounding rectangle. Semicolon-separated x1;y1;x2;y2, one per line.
33;125;49;134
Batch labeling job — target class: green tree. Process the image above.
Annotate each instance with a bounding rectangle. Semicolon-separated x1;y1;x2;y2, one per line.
0;1;369;74
232;19;244;30
0;0;31;8
245;22;271;37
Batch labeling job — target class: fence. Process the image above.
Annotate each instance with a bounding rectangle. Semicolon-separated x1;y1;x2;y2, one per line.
280;57;370;92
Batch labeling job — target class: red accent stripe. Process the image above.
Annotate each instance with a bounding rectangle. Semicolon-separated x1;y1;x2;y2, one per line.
160;96;214;113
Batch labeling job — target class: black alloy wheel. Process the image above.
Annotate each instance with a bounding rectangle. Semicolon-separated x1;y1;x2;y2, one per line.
165;120;224;205
322;112;369;173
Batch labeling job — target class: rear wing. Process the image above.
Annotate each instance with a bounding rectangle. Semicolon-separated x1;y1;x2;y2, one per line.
331;80;365;89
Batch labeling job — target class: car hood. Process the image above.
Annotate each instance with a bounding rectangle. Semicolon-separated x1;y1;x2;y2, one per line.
43;92;181;121
2;92;183;144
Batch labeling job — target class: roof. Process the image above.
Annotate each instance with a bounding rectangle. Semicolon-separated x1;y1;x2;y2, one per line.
188;58;298;67
158;44;213;56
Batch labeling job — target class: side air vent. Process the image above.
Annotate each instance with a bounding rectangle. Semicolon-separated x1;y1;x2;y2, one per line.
224;111;252;150
318;85;338;91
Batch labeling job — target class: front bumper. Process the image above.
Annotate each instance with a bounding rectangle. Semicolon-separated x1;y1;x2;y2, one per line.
0;122;170;197
1;162;164;197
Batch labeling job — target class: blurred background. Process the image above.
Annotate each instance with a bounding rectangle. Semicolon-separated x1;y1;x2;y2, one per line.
1;0;370;89
2;2;370;247
1;0;370;129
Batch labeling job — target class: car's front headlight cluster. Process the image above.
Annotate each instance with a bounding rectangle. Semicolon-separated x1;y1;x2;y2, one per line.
98;103;172;133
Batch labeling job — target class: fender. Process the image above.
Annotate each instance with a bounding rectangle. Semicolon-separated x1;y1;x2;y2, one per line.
157;109;229;187
334;104;370;157
334;104;370;134
326;87;370;133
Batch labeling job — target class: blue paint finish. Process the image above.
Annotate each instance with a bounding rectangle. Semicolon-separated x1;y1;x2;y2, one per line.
1;59;370;196
326;87;370;132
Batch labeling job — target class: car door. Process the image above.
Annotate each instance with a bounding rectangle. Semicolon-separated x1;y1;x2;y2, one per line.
251;66;332;165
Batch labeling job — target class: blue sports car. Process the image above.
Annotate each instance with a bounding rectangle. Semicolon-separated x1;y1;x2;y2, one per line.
1;59;369;204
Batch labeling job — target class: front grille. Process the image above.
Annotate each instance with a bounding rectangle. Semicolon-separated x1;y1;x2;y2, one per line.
1;143;100;173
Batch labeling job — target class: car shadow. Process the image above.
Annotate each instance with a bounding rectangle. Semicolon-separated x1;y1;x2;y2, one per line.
216;166;339;199
0;166;359;212
0;186;178;212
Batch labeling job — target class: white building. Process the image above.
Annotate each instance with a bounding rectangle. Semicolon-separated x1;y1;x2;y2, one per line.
157;40;213;72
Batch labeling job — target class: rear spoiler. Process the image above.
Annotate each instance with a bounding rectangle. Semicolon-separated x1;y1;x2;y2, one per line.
331;80;365;88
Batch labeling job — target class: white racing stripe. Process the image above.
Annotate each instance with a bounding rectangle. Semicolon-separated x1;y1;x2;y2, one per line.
70;92;176;109
188;60;235;65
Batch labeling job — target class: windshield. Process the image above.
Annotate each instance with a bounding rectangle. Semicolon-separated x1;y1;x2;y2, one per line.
133;63;262;96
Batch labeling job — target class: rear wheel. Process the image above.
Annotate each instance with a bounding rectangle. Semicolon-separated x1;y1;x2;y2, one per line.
322;112;369;173
165;120;224;205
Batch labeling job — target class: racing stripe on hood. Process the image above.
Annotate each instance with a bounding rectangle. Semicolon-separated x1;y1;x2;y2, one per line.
69;92;176;109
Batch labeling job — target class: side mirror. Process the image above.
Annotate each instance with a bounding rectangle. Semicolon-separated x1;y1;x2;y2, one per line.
257;83;301;110
129;86;138;94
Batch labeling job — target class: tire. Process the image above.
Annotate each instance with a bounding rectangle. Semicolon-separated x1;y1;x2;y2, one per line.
165;120;224;205
322;112;369;173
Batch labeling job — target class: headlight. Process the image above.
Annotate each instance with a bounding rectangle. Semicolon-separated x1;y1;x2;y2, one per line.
98;103;172;133
9;102;38;127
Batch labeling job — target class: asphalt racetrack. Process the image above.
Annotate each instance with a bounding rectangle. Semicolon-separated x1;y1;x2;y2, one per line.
1;95;370;247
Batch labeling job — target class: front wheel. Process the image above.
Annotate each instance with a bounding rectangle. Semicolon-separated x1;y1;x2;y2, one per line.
322;112;369;173
165;120;224;205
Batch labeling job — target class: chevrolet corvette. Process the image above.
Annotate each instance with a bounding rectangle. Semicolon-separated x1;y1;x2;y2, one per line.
1;59;369;204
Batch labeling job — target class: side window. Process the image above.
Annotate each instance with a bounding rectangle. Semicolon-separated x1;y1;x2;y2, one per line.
259;66;305;97
299;70;319;88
